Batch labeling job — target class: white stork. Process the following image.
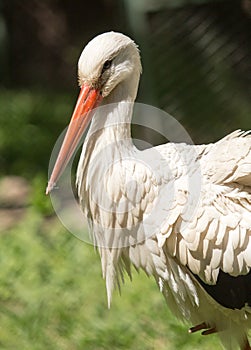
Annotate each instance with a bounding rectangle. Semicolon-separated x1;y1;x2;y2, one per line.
46;32;251;350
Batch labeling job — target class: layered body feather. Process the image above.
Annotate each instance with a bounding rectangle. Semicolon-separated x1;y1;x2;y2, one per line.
77;120;251;349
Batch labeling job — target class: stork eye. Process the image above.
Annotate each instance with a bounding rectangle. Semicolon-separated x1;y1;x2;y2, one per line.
102;60;112;73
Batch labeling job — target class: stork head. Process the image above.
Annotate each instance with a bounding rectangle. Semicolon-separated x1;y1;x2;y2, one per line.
78;31;142;98
46;32;141;194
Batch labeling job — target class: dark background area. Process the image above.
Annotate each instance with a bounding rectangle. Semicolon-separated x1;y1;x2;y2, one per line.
0;0;251;178
2;0;125;89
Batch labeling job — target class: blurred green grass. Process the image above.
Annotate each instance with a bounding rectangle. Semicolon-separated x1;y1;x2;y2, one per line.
0;88;223;349
0;208;221;350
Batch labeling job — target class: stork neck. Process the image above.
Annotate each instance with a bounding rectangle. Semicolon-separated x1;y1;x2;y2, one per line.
86;100;133;151
87;73;140;145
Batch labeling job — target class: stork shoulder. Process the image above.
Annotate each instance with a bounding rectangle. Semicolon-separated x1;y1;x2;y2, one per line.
201;130;251;187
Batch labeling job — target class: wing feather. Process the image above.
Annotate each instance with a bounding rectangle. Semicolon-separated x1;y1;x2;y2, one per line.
157;130;251;286
203;130;251;187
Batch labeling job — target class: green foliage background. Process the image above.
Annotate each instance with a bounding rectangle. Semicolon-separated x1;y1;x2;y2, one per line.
0;207;221;350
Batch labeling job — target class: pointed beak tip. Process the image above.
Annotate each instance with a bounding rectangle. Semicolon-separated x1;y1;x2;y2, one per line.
45;181;55;195
45;185;50;196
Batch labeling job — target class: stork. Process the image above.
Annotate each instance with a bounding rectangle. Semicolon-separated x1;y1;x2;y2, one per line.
46;32;251;350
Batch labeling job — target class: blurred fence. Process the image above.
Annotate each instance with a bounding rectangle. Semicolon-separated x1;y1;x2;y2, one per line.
126;0;251;143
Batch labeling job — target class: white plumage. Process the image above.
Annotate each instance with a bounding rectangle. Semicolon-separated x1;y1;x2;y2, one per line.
47;32;251;350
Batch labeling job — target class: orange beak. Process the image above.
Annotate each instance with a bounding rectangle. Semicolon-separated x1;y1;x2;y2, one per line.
46;84;102;194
